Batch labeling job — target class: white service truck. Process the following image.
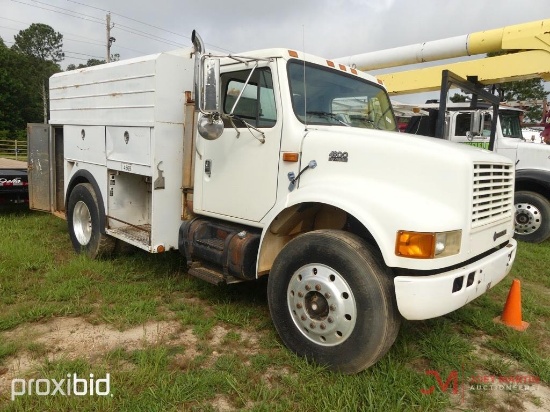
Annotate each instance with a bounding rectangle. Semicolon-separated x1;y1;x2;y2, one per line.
405;102;550;243
28;32;518;373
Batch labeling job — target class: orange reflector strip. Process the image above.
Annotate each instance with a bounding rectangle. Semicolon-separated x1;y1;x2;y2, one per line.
156;245;166;253
339;64;346;71
351;68;357;75
288;50;299;58
326;60;335;67
377;78;384;85
283;152;300;162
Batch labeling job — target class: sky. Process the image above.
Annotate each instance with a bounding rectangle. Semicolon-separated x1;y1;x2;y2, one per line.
0;0;547;102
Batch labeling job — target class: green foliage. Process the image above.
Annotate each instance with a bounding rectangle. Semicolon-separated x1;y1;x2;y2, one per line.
0;23;64;131
487;51;548;122
497;78;548;122
450;93;467;103
66;58;106;71
12;23;64;63
0;47;43;131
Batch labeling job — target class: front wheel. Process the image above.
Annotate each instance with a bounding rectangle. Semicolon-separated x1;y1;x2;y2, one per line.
267;230;400;374
67;183;115;258
514;191;550;243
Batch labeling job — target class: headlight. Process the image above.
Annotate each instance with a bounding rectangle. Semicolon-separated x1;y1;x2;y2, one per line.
395;230;461;259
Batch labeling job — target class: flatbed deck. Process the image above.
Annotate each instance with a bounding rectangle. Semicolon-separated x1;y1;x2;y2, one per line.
0;158;27;170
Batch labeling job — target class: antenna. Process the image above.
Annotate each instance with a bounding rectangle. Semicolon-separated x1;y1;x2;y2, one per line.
302;25;308;131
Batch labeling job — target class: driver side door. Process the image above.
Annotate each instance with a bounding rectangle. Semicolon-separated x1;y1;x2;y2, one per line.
199;62;282;222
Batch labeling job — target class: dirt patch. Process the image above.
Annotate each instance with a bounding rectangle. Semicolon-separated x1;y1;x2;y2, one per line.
0;315;267;402
0;317;187;394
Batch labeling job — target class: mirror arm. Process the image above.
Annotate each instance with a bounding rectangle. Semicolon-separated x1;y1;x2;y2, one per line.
229;62;259;115
225;115;241;137
241;119;266;144
226;114;265;144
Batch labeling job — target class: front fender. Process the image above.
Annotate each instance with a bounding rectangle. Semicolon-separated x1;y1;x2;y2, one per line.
261;176;463;270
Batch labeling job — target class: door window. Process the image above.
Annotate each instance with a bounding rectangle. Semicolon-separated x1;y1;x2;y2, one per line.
222;68;277;128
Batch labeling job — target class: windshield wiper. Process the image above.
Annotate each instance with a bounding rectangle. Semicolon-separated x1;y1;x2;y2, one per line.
306;111;350;126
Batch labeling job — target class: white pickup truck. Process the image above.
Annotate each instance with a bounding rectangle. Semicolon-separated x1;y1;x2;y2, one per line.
28;32;517;373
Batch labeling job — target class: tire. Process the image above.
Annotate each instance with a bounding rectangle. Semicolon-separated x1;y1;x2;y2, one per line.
267;229;401;374
514;191;550;243
67;183;115;258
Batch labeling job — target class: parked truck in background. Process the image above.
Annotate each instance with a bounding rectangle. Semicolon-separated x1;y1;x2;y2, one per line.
404;102;550;243
28;31;517;373
0;157;28;205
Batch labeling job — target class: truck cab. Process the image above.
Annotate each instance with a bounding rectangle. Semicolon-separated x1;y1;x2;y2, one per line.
405;103;550;243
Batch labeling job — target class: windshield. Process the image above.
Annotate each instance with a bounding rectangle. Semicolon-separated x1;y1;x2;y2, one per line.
287;60;397;131
499;111;523;138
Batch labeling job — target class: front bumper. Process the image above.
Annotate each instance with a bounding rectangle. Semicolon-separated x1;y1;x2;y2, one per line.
394;239;517;320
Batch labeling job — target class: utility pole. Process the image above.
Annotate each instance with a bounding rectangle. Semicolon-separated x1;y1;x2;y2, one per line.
106;13;115;63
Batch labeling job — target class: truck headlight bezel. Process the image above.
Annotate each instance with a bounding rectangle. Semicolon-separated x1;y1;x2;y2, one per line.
395;230;462;259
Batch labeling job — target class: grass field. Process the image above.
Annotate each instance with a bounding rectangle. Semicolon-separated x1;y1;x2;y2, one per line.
0;205;549;411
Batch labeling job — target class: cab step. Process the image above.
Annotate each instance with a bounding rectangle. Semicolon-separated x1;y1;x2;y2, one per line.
188;265;244;285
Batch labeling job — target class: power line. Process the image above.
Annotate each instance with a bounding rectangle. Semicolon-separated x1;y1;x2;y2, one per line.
65;50;104;59
10;0;104;25
12;0;194;51
115;25;185;48
0;17;148;59
29;0;103;23
63;54;94;62
1;16;101;44
0;25;20;32
63;36;146;55
65;0;233;53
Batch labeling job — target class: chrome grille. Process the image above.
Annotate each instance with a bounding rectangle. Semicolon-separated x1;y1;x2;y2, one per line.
472;163;514;229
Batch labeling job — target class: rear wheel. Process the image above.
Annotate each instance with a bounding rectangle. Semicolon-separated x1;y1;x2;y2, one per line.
514;191;550;243
267;230;400;374
67;183;115;258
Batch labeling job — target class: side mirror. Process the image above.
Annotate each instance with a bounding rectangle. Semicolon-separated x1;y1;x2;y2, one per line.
197;57;223;140
201;56;220;114
192;29;224;140
469;111;483;137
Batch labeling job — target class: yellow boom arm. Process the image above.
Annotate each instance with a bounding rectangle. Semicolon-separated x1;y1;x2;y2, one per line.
336;20;550;95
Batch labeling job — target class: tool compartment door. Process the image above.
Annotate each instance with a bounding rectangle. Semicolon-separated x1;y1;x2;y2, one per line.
27;123;51;211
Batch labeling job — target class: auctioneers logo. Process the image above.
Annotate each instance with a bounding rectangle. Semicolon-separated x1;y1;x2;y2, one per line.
10;373;112;401
421;369;540;402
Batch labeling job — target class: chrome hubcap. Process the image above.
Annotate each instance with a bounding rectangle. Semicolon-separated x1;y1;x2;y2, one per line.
515;203;541;235
73;200;92;245
287;263;356;346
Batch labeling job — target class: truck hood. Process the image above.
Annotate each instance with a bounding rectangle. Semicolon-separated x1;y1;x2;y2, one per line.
293;126;514;269
516;141;550;172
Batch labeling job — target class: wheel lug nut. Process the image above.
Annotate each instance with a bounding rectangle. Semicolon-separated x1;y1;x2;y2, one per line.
309;322;316;329
327;317;334;323
324;292;331;299
296;303;303;309
298;292;304;298
320;323;326;330
315;284;321;291
330;304;337;311
305;284;311;291
301;315;307;321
